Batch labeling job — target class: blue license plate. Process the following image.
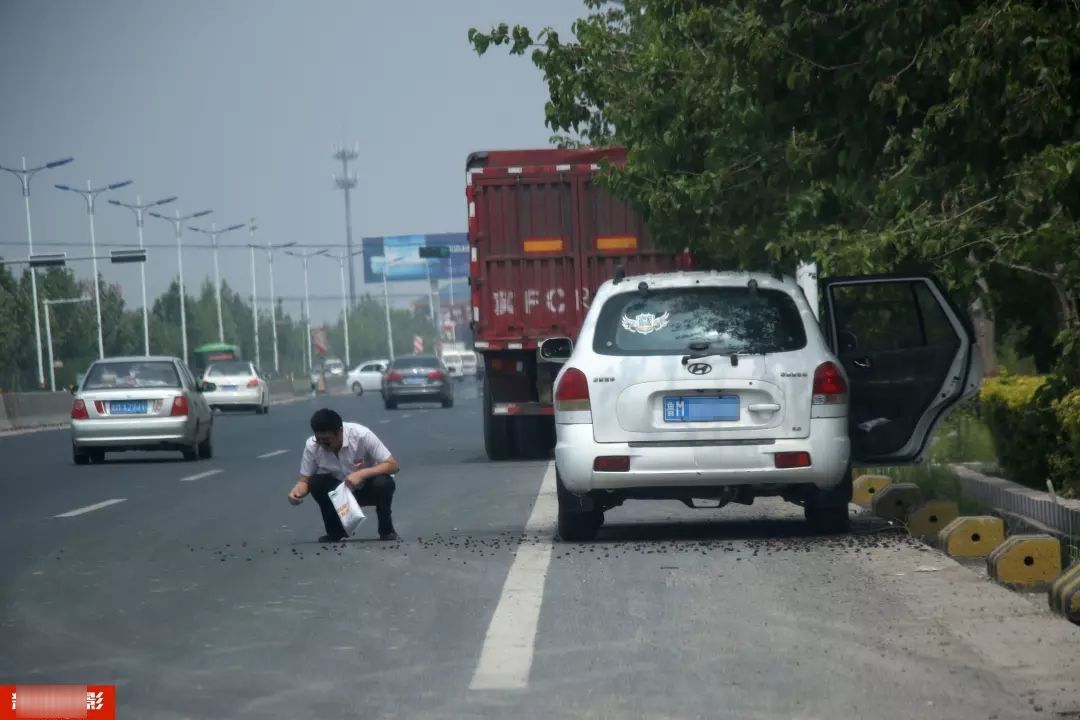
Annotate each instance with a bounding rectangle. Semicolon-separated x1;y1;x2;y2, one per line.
110;400;147;415
663;395;739;422
221;385;238;391
404;377;426;385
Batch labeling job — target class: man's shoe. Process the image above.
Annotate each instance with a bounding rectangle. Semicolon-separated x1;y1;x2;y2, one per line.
318;534;347;543
379;532;400;542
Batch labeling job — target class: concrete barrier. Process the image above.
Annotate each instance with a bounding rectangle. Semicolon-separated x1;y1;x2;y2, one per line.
950;464;1080;544
1049;565;1080;624
907;500;959;542
853;474;892;508
0;395;11;431
937;516;1005;559
871;482;924;523
1;391;73;430
987;535;1062;591
268;378;295;400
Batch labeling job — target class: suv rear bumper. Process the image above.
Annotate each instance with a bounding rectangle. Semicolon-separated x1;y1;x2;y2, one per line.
555;418;850;494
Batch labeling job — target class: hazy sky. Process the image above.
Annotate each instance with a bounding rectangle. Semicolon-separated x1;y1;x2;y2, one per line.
0;0;582;323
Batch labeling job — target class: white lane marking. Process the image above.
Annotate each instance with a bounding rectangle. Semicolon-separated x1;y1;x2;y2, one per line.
400;413;413;419
55;498;127;518
257;449;289;459
179;469;223;482
469;462;557;691
379;419;391;424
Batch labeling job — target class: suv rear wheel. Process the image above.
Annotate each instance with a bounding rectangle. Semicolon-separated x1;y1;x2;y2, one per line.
557;471;600;542
73;444;90;466
804;470;853;534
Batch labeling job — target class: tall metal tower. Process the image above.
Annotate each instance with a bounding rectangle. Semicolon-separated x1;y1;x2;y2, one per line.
333;144;359;306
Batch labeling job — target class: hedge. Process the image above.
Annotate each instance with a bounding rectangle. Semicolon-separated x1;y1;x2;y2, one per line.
980;374;1080;495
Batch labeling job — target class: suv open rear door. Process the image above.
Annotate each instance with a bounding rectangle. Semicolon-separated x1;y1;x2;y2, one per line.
821;275;982;465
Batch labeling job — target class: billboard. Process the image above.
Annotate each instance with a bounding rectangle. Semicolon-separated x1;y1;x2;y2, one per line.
363;233;469;283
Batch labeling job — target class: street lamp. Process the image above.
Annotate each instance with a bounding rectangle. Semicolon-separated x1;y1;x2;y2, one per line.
149;208;212;363
55;179;134;359
285;248;328;371
108;194;178;355
321;250;364;368
42;295;92;391
1;155;74;386
188;222;245;343
263;238;296;375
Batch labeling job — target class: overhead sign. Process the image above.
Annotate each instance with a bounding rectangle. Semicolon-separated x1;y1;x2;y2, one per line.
362;233;468;283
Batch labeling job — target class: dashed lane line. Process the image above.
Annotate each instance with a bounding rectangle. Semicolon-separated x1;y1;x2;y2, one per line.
179;469;223;482
469;461;557;691
257;449;289;459
55;499;127;518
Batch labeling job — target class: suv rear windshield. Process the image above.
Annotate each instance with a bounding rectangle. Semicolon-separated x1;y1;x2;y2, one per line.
205;361;252;376
84;361;181;389
593;287;807;356
392;356;441;369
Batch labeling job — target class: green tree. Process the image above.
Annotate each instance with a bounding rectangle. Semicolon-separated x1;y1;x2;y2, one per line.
471;0;1080;375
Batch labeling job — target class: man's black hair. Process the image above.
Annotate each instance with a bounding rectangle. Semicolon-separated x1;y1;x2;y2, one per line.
310;408;343;433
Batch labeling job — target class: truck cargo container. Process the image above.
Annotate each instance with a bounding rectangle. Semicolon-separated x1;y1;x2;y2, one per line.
466;147;690;460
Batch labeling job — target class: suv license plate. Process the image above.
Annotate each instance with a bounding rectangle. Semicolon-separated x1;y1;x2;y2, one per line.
663;395;739;422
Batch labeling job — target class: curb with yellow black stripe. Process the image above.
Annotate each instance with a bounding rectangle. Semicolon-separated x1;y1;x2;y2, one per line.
1049;564;1080;625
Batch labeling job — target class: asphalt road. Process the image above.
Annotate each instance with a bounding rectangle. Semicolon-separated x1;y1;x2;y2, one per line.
2;379;1078;719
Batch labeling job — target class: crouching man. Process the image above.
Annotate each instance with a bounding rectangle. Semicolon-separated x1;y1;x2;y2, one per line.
287;408;400;542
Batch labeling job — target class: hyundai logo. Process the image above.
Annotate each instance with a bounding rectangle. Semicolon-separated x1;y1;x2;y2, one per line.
687;362;712;375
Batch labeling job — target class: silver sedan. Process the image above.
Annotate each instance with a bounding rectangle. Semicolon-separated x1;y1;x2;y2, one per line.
70;356;215;464
381;355;454;409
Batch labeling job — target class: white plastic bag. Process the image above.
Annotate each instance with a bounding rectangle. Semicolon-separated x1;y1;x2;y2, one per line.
329;481;365;536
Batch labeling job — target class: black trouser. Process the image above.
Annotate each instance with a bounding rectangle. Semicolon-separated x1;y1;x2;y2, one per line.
308;473;396;537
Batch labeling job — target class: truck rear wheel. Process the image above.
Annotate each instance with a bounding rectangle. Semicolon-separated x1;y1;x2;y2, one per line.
483;378;513;461
515;416;555;459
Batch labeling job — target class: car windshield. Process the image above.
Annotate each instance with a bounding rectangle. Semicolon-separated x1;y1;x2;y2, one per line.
83;361;181;389
205;361;252;377
593;287;807;356
392;356;441;369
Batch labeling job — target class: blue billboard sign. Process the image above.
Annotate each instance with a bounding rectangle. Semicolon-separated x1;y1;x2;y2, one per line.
362;233;469;283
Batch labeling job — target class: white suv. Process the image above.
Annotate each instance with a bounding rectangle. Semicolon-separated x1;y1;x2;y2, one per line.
553;271;981;541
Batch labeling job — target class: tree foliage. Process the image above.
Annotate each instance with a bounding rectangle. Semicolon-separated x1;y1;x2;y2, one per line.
470;0;1080;373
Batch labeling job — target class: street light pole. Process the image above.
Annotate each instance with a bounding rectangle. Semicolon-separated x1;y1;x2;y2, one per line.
447;251;456;343
381;257;395;362
285;249;328;371
55;178;134;359
189;222;246;343
1;155;74;386
149;208;213;364
263;239;295;375
42;295;92;391
108;194;178;355
322;250;363;368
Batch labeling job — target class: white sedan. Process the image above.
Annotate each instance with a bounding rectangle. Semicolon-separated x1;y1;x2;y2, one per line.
347;359;389;395
202;360;270;414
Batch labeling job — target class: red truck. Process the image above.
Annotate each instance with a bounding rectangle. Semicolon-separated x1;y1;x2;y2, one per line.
466;147;690;460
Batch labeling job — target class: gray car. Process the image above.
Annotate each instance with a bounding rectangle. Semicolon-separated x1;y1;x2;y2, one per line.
70;356;215;464
381;355;454;409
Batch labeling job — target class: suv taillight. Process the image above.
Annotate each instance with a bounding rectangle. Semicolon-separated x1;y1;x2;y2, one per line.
555;368;591;412
170;395;190;416
812;362;847;405
71;399;88;420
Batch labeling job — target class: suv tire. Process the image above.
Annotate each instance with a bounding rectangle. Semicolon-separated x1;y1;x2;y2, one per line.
805;470;853;534
73;445;90;466
557;471;599;542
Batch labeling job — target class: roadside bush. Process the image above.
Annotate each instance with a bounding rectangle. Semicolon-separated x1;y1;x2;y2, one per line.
979;374;1055;489
1050;388;1080;496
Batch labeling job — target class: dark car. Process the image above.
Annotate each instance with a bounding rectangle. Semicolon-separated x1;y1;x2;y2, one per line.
381;355;453;410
